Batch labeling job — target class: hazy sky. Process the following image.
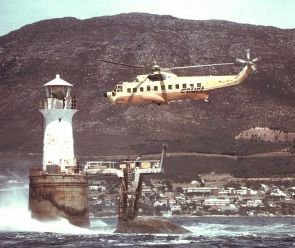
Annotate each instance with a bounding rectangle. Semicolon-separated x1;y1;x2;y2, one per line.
1;0;294;36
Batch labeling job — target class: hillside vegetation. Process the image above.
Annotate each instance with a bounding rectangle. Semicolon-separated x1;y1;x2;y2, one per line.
0;13;294;176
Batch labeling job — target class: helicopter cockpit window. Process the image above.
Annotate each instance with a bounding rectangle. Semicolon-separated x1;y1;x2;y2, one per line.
148;74;166;81
117;85;122;92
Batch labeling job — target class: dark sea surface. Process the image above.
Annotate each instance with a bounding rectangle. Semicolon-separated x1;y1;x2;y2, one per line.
1;187;295;247
1;216;295;247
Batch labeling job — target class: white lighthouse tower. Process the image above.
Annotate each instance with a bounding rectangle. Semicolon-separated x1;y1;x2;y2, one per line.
39;74;77;173
29;75;89;227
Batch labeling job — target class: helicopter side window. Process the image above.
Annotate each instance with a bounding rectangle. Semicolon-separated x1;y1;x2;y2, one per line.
127;88;131;93
154;86;158;91
175;84;179;89
148;74;166;81
133;88;137;93
140;87;144;92
147;86;151;91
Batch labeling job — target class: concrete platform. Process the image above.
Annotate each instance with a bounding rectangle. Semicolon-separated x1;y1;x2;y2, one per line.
29;170;90;227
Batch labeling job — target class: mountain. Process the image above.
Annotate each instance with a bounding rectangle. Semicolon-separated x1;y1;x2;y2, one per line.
0;13;294;177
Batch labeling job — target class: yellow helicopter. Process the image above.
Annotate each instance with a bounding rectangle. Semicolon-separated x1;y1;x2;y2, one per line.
102;49;260;105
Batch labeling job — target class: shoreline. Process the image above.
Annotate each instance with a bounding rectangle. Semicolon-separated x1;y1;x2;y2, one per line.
90;214;295;220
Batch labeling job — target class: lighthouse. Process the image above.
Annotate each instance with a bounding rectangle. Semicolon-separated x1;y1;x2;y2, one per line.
29;75;90;227
40;74;77;173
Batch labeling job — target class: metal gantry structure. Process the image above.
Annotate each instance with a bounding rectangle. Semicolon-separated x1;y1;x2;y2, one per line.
84;145;167;221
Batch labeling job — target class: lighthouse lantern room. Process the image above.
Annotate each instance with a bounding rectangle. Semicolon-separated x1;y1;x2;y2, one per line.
40;74;77;173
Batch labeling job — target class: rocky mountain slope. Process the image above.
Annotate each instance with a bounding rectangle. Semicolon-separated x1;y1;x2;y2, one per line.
0;13;294;176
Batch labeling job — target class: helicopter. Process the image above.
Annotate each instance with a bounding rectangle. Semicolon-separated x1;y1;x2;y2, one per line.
102;49;260;105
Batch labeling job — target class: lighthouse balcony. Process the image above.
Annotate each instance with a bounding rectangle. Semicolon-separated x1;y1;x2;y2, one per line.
40;97;77;110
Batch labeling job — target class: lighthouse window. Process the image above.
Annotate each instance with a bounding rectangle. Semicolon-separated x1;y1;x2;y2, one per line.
51;86;66;100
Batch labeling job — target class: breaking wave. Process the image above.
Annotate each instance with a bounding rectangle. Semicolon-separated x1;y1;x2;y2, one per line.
0;186;107;234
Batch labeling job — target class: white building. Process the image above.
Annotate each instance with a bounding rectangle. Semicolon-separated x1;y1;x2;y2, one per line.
168;198;177;205
246;199;264;207
184;187;219;195
203;198;231;206
219;204;239;213
236;187;258;196
170;204;182;212
154;200;167;207
270;188;287;197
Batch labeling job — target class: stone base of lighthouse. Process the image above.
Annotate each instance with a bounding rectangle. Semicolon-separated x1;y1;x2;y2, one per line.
29;168;90;228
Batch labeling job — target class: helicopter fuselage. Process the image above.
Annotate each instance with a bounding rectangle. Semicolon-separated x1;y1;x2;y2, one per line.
105;64;252;105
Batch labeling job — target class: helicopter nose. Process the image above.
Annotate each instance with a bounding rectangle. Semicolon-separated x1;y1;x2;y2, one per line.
103;92;107;97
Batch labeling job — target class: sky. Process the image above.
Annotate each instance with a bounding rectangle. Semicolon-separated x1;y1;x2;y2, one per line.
0;0;295;36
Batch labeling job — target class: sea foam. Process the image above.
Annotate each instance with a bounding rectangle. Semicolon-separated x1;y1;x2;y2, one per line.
0;186;100;234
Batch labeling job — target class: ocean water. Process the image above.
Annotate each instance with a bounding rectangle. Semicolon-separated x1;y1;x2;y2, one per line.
1;188;295;247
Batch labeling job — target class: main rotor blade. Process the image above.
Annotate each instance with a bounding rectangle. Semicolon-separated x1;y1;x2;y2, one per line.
236;58;247;64
252;57;260;63
96;59;148;69
170;62;234;70
246;49;251;60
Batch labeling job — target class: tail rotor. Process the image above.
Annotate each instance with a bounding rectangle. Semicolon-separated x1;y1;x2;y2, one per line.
236;49;260;71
